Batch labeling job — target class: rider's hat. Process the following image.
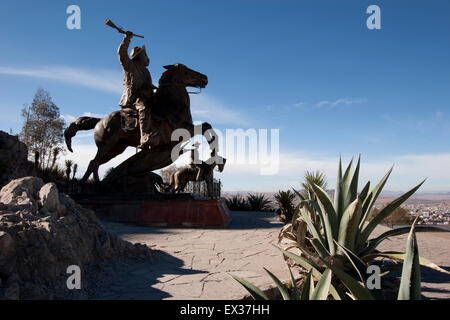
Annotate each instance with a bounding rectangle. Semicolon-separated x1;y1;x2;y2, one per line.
130;45;146;59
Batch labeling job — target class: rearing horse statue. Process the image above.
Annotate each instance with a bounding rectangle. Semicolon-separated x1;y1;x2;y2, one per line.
64;63;218;184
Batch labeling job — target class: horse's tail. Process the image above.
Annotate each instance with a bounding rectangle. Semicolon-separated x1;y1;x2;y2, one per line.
64;116;101;152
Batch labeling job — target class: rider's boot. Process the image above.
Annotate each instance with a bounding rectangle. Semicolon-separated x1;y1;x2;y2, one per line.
136;101;158;149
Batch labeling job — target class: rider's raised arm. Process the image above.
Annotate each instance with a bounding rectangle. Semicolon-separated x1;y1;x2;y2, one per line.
118;33;132;70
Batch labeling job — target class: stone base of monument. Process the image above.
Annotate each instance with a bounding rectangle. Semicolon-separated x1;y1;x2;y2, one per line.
73;193;232;227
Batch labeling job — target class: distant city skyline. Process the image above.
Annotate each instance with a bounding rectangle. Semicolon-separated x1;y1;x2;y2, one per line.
0;0;449;192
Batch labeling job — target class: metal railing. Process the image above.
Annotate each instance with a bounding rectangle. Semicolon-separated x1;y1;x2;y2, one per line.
184;179;221;199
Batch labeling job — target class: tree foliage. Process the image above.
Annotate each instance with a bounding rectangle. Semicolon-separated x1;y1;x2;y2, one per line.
20;88;65;169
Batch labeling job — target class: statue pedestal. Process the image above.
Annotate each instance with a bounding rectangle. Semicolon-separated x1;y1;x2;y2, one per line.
75;194;232;227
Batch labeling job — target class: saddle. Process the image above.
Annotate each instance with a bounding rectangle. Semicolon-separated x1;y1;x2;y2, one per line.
120;108;139;132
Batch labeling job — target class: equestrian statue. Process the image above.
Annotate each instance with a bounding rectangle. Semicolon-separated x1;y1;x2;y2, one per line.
169;145;226;196
64;19;224;192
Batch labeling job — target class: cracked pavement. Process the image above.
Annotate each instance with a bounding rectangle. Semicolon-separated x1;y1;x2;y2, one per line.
94;212;450;300
98;211;293;299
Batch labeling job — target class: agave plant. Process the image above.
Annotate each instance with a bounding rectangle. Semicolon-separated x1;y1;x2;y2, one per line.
278;156;448;298
233;217;425;300
225;195;249;211
274;190;296;222
232;267;334;300
247;193;272;212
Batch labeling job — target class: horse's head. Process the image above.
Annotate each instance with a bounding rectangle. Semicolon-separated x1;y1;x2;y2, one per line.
160;63;208;89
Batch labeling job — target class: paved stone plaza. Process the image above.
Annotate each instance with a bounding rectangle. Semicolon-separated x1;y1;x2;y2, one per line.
96;212;450;300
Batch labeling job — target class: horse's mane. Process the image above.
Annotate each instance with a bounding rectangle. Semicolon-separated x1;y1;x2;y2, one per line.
158;69;174;87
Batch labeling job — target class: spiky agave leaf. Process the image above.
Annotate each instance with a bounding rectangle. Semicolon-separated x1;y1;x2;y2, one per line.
337;196;362;252
292;246;374;300
334;241;366;283
358;179;426;250
362;252;450;275
339;158;354;217
310;268;332;300
310;183;339;235
397;218;421;300
263;268;291;300
358;181;371;207
359;225;447;257
300;270;314;300
348;155;361;209
359;166;394;229
288;267;301;300
298;201;327;250
281;249;345;300
230;274;269;300
333;156;343;216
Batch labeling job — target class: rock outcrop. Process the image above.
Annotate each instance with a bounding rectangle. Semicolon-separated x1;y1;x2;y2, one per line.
0;177;153;299
0;131;35;188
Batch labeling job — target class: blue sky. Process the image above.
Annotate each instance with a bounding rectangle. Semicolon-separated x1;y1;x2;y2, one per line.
0;0;449;192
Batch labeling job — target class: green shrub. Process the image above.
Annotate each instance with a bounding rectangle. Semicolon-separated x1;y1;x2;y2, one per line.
225;195;249;211
301;170;328;200
247;193;272;212
274;190;296;222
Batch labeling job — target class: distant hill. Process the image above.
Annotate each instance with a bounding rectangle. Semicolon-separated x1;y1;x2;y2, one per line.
223;190;450;203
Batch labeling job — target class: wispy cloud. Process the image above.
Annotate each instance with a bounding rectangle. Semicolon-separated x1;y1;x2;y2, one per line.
380;112;448;133
0;65;122;93
221;151;450;193
190;94;249;126
315;98;367;108
292;98;367;110
294;102;306;109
